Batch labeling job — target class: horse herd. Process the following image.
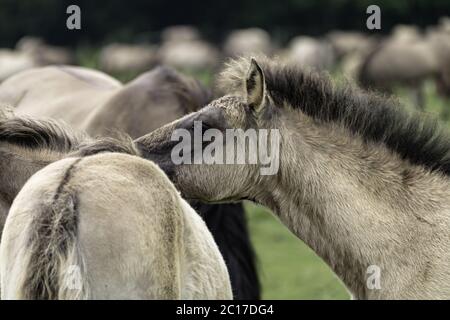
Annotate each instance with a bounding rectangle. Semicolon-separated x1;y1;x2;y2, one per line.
0;64;256;299
3;20;450;108
0;55;449;299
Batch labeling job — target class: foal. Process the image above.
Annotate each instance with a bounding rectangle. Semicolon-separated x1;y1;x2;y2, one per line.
136;56;450;299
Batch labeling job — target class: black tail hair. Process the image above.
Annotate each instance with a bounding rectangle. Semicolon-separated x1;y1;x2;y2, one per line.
192;202;260;300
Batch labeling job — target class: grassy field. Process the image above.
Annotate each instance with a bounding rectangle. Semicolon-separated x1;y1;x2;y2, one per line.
79;51;449;299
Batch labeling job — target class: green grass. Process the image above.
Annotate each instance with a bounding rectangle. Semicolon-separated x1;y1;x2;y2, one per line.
75;45;101;70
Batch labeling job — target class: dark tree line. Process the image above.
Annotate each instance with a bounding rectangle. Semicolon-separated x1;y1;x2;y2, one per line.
0;0;449;47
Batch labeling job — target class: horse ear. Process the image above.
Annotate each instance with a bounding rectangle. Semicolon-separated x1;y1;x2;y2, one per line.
246;58;266;113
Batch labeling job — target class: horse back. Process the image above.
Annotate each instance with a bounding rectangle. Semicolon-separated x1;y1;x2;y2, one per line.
0;66;121;128
0;153;231;299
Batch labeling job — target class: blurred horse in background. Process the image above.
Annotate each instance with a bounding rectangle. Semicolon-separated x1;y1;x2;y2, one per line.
158;30;220;71
224;28;273;58
0;36;74;82
355;24;450;111
358;25;438;109
99;43;158;74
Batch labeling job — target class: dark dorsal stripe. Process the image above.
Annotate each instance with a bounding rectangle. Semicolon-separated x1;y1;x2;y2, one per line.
258;60;450;176
22;158;83;299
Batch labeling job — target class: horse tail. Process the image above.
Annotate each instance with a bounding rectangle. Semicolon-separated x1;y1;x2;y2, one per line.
20;160;90;299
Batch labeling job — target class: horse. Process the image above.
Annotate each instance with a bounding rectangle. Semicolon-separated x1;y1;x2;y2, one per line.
280;36;335;71
0;146;232;299
134;56;450;299
0;66;260;299
356;25;450;110
0;115;89;241
224;28;273;57
99;43;158;74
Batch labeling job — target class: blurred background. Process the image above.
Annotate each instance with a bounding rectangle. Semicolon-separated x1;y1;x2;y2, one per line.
1;0;450;299
1;0;450;46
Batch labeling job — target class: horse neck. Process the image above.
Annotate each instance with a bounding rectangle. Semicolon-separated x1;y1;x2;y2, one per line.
255;113;450;298
0;144;68;241
86;82;186;139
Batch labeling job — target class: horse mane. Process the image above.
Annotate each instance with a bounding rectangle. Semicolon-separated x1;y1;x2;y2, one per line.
72;133;140;157
0;112;141;159
177;74;213;112
218;56;450;176
151;65;212;112
0;116;87;153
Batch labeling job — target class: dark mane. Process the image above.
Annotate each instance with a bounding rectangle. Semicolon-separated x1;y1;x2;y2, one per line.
218;56;450;176
176;74;213;112
71;133;140;157
0;117;87;153
150;65;212;112
0;115;140;158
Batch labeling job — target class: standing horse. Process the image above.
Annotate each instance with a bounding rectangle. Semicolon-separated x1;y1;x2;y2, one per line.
0;116;231;299
357;27;438;110
1;151;232;299
134;56;450;299
0;66;259;299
